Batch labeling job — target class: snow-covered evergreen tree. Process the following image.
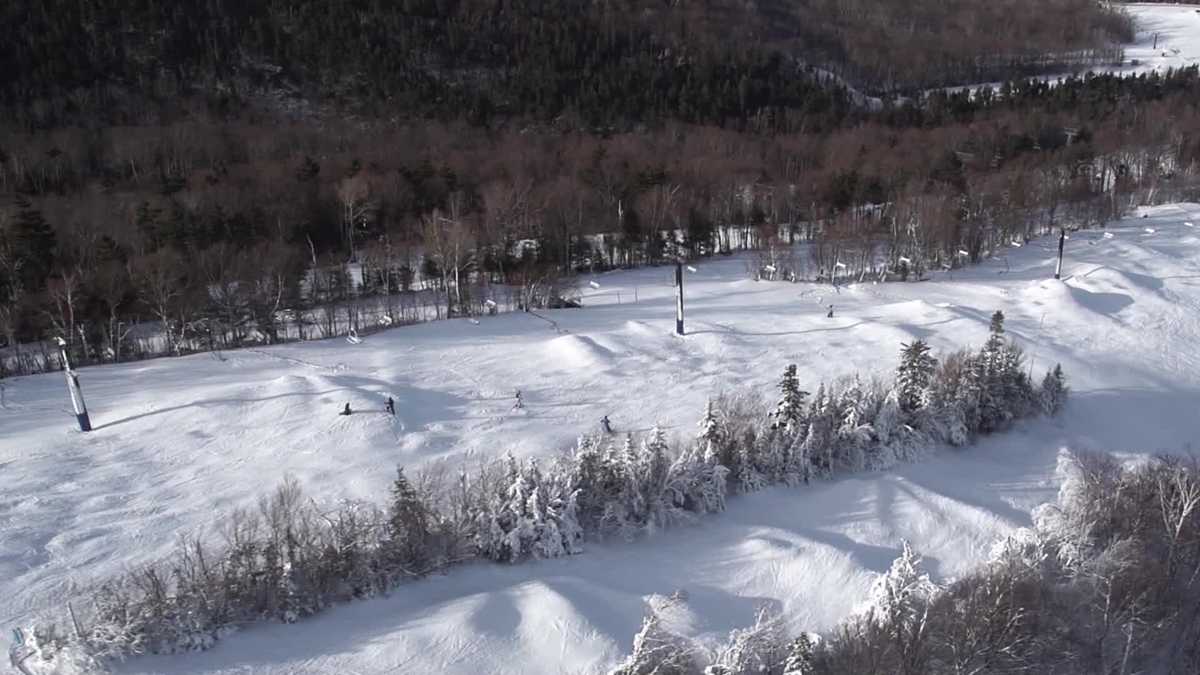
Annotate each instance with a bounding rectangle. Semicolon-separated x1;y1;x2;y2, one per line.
781;633;816;674
988;310;1006;339
698;399;722;466
870;388;927;468
704;463;729;514
387;466;431;571
735;441;765;494
572;435;608;531
622;432;648;521
523;459;559;558
800;384;836;477
642;426;678;529
503;453;534;561
548;478;584;556
835;379;875;472
1040;363;1069;415
771;365;808;433
643;426;672;485
873;388;902;447
998;341;1035;418
896;340;937;413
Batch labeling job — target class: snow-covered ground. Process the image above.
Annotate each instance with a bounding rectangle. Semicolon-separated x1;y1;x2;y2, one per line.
937;3;1200;96
5;203;1200;673
1123;3;1200;75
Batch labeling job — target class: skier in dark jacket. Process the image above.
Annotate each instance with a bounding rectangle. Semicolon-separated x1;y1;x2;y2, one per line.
601;415;613;434
385;397;395;416
340;403;352;416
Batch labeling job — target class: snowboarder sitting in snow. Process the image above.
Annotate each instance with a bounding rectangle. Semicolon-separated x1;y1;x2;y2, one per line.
385;397;395;416
340;403;352;416
601;415;613;434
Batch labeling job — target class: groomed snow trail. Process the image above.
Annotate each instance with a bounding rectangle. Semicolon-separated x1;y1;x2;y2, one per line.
5;204;1200;674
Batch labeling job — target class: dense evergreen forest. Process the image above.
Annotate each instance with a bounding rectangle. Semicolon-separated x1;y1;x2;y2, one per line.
2;0;1197;375
0;0;1132;129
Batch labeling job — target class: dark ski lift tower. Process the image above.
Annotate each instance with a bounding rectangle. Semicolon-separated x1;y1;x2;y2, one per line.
56;337;92;432
675;259;686;335
673;259;699;335
1055;229;1066;280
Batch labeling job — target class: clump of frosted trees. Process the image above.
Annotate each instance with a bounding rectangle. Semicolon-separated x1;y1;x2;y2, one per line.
15;311;1068;671
610;448;1200;675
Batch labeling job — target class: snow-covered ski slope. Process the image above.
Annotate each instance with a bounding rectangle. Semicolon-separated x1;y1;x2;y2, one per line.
937;3;1200;96
1124;3;1200;76
5;204;1200;673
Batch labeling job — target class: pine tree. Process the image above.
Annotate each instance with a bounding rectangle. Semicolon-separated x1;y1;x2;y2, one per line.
572;436;607;531
836;382;873;473
698;399;722;466
643;426;671;491
642;426;674;528
1040;363;1069;415
736;442;765;494
771;364;809;433
896;340;937;413
12;193;56;289
989;310;1005;336
504;456;536;561
998;341;1035;418
622;433;648;523
387;466;430;571
974;312;1031;432
801;384;835;477
782;633;816;674
965;350;991;433
548;482;584;556
524;459;564;559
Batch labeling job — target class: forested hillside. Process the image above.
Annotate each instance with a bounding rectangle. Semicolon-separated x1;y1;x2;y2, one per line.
3;0;1193;375
1;0;1132;129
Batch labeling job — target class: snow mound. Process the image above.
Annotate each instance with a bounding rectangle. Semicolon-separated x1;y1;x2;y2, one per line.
622;320;662;338
544;334;618;370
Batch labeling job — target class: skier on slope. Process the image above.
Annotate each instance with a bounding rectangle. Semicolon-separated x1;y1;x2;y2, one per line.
340;403;352;416
601;415;613;434
827;304;835;318
513;389;524;410
385;397;395;416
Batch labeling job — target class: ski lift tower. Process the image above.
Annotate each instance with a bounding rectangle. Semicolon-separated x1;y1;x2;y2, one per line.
674;259;699;335
1055;229;1067;280
56;337;92;432
675;259;686;335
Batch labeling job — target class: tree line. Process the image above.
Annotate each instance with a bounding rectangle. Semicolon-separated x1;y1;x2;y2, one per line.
13;316;1066;670
4;66;1200;376
611;446;1200;674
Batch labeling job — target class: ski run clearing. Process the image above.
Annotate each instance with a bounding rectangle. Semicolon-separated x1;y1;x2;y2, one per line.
1;201;1199;674
937;3;1200;96
1122;3;1200;76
